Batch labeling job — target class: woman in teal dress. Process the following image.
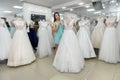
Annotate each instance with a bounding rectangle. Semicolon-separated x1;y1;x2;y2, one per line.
52;12;64;53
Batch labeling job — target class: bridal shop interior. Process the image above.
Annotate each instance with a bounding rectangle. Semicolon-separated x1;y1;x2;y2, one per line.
0;0;120;80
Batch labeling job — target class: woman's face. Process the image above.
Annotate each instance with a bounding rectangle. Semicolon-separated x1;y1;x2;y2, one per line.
55;14;60;21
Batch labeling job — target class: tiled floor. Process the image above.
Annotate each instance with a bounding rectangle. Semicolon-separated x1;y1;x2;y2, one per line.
0;56;120;80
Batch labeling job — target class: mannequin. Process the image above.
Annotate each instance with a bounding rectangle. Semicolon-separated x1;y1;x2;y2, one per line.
46;20;55;48
0;18;11;60
0;18;6;27
77;18;96;58
91;15;106;48
7;17;36;67
37;19;52;58
99;16;119;63
53;16;85;73
65;16;73;25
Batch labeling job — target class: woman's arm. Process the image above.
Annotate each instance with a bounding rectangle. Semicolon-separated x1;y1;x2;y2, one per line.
52;23;58;32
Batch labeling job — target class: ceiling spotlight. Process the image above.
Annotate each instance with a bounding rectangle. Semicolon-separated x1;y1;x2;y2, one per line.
87;8;95;12
78;2;84;5
13;6;23;9
116;3;119;6
103;6;105;9
102;13;106;15
110;0;116;3
3;10;12;13
70;8;73;11
85;5;90;8
94;11;101;14
20;0;24;1
60;14;63;16
62;7;67;9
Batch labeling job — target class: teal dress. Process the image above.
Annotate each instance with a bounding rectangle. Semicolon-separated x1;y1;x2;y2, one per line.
8;27;11;32
54;21;64;44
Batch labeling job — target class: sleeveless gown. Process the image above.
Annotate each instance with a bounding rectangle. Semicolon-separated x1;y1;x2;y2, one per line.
53;20;85;73
99;17;119;63
7;20;36;66
77;21;96;58
0;20;11;60
37;21;52;58
91;17;105;48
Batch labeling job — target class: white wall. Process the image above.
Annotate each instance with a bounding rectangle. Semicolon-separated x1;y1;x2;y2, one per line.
23;2;52;24
63;12;79;21
0;13;15;25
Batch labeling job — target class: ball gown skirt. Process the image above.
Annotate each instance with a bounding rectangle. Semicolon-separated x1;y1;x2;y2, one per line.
77;27;96;58
0;27;11;60
53;29;85;73
47;25;54;48
7;28;36;66
99;27;119;63
91;24;105;48
37;27;52;58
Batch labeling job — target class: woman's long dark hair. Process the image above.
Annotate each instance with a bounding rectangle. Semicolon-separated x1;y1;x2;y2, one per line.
54;12;60;22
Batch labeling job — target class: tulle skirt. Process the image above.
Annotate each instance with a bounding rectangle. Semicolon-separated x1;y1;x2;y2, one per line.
7;29;36;66
91;25;105;48
53;30;85;73
77;27;96;58
84;26;91;37
99;27;119;63
0;27;11;60
47;26;54;48
116;24;120;54
37;28;52;58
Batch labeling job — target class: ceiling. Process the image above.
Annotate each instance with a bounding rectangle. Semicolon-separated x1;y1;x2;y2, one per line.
0;0;120;17
53;0;120;17
0;0;74;15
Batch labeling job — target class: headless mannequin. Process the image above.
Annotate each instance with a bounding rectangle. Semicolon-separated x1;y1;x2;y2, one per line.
65;17;73;26
106;17;116;27
0;18;6;27
13;18;25;30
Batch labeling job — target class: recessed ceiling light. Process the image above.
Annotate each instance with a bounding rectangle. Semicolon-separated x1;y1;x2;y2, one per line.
20;0;23;1
102;4;105;9
13;6;23;9
102;13;106;15
87;8;95;12
60;14;63;16
62;7;67;9
70;8;73;11
85;5;90;8
110;0;116;3
78;2;84;5
3;10;12;13
116;3;119;6
94;11;101;14
103;6;105;9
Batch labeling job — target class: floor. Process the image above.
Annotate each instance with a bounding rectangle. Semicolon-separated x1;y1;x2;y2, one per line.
0;56;120;80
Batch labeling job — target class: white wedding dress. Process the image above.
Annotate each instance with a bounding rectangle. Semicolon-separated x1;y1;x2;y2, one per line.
0;19;11;60
99;17;119;63
53;19;85;73
37;21;52;58
47;25;54;48
84;20;91;37
116;20;120;56
77;20;96;58
7;19;36;66
91;16;106;48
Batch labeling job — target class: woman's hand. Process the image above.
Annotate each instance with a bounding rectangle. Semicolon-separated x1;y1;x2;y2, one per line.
52;23;57;32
